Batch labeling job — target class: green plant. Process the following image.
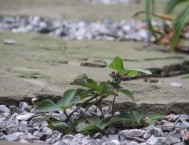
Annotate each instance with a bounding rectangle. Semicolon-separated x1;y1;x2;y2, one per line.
181;73;189;79
76;116;112;135
35;56;161;135
145;0;189;50
117;110;163;127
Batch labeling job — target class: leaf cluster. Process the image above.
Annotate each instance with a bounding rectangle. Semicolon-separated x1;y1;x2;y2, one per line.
118;110;163;127
35;56;162;135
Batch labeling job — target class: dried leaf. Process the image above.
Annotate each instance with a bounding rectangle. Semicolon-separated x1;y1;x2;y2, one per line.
164;114;179;121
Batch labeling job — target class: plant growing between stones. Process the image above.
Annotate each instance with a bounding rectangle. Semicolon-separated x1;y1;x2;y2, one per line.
117;110;163;127
35;56;163;135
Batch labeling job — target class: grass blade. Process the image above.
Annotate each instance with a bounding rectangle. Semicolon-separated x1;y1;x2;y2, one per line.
145;0;158;40
165;0;189;14
171;6;189;50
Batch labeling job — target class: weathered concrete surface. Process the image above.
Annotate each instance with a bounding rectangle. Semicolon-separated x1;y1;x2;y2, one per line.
0;0;147;21
0;32;189;115
0;140;43;145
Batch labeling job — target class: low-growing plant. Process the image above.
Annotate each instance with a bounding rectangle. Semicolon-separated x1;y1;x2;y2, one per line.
35;56;162;135
117;110;163;127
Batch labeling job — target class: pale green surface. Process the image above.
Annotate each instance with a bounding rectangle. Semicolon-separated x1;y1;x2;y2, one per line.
0;32;187;70
0;32;189;105
0;0;188;106
0;0;166;21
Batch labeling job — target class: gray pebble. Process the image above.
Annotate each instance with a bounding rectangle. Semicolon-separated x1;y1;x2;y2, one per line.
5;132;25;141
179;114;189;122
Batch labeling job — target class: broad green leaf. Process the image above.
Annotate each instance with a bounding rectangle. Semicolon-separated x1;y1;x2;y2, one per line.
48;122;73;134
145;0;158;40
77;121;108;135
71;74;89;86
77;122;97;132
76;88;94;100
127;68;152;75
71;74;98;90
126;70;139;78
98;117;113;129
118;110;144;126
145;112;163;125
125;68;152;77
84;79;99;90
56;89;80;109
171;6;189;50
117;115;134;123
98;82;117;96
98;82;107;93
35;99;62;112
145;112;163;120
32;116;51;122
109;56;125;74
72;118;86;127
86;116;102;125
119;89;134;101
109;82;122;89
118;111;162;126
132;110;144;125
117;112;140;125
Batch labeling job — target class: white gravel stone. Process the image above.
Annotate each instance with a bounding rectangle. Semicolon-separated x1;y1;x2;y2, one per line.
16;113;34;121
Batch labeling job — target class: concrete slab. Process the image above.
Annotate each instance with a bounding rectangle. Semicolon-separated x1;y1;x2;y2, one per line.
0;32;189;114
0;0;149;21
0;140;43;145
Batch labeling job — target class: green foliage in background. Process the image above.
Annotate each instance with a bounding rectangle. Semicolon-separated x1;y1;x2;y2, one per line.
145;0;189;50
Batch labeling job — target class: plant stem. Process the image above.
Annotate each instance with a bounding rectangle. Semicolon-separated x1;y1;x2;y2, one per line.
112;95;117;116
64;110;73;125
95;95;102;112
80;110;89;123
65;94;99;122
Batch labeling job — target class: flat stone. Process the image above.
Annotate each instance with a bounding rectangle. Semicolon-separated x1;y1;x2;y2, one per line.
0;140;40;145
0;32;189;115
5;132;25;141
120;129;145;137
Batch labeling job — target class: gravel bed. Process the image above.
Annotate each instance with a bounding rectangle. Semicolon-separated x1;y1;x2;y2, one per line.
1;16;189;43
85;0;140;5
0;16;159;42
0;103;189;145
